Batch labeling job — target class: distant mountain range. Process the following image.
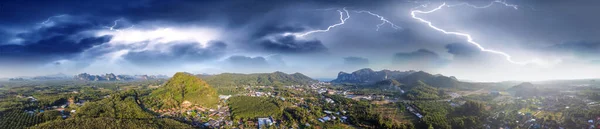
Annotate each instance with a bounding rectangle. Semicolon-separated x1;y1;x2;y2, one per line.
75;73;169;81
6;73;168;81
198;71;317;87
332;68;461;88
332;68;416;84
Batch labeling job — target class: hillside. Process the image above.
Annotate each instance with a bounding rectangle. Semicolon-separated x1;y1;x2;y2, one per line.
507;82;539;98
404;81;449;100
374;79;402;86
199;71;317;87
398;71;460;88
148;72;219;109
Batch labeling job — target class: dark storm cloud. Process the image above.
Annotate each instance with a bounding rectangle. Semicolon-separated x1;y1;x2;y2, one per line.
392;49;448;69
344;57;369;67
0;0;356;27
259;36;328;54
226;56;269;68
0;30;11;44
0;18;111;64
123;41;227;67
546;41;600;59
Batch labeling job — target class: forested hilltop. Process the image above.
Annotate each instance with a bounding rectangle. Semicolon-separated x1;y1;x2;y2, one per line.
146;72;219;109
198;71;317;87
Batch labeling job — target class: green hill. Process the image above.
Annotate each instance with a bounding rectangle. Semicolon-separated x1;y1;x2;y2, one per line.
398;71;460;88
199;71;317;87
148;72;219;109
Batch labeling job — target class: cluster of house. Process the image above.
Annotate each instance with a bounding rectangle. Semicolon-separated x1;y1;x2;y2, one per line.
325;98;335;104
257;117;275;129
316;88;349;95
309;82;330;90
24;108;73;119
450;100;467;107
15;95;38;102
200;118;234;128
249;91;272;97
405;104;424;119
586;117;600;129
318;110;349;123
23;98;84;119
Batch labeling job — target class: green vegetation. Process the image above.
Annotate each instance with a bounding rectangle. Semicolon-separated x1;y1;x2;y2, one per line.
35;117;192;129
412;101;487;129
397;71;460;89
404;81;448;100
146;72;219;109
327;95;415;129
1;70;599;128
0;78;198;128
75;90;154;119
38;90;192;129
457;93;498;102
228;96;283;120
0;110;44;129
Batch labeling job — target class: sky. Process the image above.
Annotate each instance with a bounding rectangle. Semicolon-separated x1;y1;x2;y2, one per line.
0;0;599;82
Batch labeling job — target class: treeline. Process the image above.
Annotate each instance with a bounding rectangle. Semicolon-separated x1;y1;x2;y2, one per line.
200;72;316;87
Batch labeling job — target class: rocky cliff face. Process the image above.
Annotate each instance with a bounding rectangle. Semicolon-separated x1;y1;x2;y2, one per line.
331;68;415;84
331;68;461;88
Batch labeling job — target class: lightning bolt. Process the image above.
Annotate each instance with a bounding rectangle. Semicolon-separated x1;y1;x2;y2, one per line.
411;1;542;65
288;7;402;37
353;10;402;31
104;19;135;32
39;14;68;25
446;0;518;9
286;8;350;37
